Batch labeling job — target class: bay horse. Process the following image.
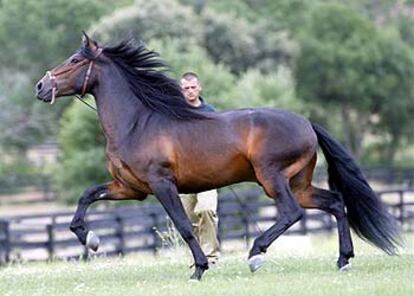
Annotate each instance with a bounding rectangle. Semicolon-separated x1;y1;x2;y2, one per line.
35;33;401;280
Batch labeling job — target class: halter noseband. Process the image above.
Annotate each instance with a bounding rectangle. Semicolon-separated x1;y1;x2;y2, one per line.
46;47;103;105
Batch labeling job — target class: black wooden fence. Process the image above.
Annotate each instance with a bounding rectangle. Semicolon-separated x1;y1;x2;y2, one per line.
1;187;413;264
1;166;414;205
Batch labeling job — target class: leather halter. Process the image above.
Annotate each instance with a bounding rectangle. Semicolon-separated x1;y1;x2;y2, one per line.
46;48;103;104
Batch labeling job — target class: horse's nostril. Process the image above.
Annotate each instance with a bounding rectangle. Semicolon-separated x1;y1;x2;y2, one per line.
36;81;43;91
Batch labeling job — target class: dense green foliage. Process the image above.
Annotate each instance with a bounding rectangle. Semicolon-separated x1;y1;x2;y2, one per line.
0;0;115;72
54;100;108;203
296;3;414;160
0;0;124;152
2;0;414;203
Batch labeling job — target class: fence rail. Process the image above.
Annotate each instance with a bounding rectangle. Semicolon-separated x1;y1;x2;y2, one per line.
1;187;413;264
1;166;414;205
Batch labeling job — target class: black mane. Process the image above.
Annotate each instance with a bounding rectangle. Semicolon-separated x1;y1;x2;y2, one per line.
80;39;209;120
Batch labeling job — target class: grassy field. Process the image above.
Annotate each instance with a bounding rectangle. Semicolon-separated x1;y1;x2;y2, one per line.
0;234;413;296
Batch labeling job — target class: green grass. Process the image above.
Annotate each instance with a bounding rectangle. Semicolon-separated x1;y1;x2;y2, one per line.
0;234;413;296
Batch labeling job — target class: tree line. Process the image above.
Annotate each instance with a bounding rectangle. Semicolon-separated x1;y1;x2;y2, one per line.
1;0;414;203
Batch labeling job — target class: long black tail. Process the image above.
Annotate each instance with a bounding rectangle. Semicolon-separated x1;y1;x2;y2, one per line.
311;123;401;254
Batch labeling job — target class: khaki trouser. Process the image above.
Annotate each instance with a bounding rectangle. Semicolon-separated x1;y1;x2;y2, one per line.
180;189;220;260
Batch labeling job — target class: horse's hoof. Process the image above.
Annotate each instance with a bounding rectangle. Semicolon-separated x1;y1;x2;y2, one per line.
248;254;265;273
86;231;100;252
190;266;205;281
339;263;352;272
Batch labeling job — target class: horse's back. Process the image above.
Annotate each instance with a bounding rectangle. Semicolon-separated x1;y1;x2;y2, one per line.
224;107;316;147
224;108;318;171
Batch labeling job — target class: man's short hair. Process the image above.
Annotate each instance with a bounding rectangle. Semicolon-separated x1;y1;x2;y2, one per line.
181;71;199;81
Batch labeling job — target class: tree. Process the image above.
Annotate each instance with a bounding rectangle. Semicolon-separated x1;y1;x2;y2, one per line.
0;0;117;74
54;99;109;203
93;0;297;76
183;0;319;31
92;0;203;46
372;31;414;164
0;0;121;153
225;67;304;114
295;3;414;161
202;10;297;75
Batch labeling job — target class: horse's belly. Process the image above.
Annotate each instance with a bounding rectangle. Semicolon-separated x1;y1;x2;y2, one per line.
176;155;255;193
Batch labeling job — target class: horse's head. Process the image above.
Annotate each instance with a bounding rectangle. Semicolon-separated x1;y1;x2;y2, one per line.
35;32;103;104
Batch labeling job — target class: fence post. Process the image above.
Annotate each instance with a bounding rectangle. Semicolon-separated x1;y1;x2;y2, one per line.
116;214;125;256
0;220;11;265
398;190;404;225
241;204;250;248
217;204;223;248
46;223;55;261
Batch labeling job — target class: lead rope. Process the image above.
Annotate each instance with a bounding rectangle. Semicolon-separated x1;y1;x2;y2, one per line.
75;94;97;112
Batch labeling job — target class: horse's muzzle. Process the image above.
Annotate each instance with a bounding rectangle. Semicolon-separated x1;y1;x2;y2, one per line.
35;76;53;103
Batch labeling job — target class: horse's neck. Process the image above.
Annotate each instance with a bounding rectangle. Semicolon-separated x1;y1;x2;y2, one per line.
93;66;149;150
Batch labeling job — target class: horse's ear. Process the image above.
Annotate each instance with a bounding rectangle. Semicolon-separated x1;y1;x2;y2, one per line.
82;31;99;51
82;31;91;47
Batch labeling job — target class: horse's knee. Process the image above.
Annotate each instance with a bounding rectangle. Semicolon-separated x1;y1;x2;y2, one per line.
69;224;77;233
279;194;305;222
82;186;98;198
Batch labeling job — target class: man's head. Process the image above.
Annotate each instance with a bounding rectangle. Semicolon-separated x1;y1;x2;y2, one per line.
180;72;202;106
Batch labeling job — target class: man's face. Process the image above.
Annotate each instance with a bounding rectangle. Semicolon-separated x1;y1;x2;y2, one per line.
180;78;202;103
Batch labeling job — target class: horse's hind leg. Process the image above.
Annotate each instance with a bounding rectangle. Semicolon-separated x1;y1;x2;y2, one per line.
299;186;354;270
248;174;305;272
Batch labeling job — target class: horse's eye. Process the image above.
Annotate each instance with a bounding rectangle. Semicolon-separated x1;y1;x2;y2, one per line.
70;58;80;64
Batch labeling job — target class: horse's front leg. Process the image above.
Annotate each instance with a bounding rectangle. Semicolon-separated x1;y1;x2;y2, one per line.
148;175;209;280
70;181;147;251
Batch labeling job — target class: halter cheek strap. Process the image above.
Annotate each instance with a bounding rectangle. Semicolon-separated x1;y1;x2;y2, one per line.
80;48;103;97
80;61;95;97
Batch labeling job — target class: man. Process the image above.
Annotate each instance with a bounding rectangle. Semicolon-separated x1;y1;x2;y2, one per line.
179;72;220;267
180;72;215;112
